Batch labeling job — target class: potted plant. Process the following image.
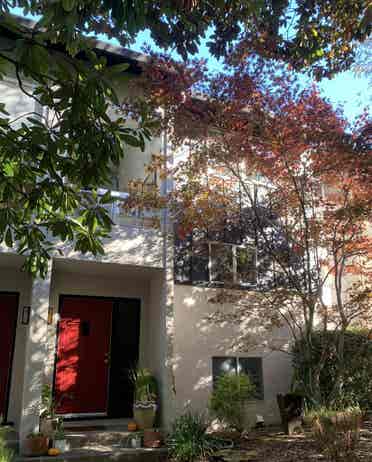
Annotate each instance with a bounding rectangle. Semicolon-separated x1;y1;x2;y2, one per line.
143;428;163;448
131;368;157;430
23;433;49;456
53;420;69;453
39;384;59;438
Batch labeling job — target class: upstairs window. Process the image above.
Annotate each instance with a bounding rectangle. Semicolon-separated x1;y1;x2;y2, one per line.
209;243;257;286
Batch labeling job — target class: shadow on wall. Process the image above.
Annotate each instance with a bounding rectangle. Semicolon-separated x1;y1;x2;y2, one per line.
61;225;166;269
170;284;293;424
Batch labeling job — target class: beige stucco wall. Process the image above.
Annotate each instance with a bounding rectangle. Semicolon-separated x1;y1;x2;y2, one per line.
44;260;165;387
172;284;293;426
0;256;32;428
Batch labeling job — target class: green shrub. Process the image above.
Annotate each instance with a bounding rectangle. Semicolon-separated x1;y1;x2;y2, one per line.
167;412;216;462
311;407;362;462
0;427;14;462
209;373;256;433
130;367;157;403
293;330;372;409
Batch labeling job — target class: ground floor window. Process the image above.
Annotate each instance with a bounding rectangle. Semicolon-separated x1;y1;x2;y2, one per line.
212;356;264;399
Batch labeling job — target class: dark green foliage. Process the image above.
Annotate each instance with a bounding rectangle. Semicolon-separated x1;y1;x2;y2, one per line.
2;1;370;76
167;412;217;462
209;373;256;432
0;19;157;276
293;330;372;410
130;367;157;403
0;426;14;462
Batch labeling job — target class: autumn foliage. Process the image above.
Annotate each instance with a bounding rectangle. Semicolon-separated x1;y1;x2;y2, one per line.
130;54;372;405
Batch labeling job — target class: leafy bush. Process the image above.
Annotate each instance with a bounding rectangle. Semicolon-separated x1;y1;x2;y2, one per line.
311;407;362;462
130;368;157;404
0;427;14;462
209;373;256;433
167;412;216;462
293;330;372;409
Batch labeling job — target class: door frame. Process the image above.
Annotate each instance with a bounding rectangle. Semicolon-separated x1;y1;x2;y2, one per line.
0;291;19;424
52;294;142;421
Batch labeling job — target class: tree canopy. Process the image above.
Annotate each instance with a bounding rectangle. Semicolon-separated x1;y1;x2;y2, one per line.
0;1;370;276
130;52;371;405
2;1;371;77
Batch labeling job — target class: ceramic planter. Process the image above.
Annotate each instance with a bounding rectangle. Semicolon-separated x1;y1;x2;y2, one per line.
133;403;157;429
54;439;70;452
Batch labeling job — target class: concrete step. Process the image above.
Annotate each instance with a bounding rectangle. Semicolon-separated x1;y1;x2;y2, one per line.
64;429;138;449
15;447;168;462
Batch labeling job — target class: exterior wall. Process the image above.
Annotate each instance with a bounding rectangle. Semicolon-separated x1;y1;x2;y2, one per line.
172;284;292;425
60;226;165;269
44;262;161;385
0;259;32;428
0;40;293;435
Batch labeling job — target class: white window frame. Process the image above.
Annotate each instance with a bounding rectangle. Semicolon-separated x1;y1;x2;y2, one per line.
208;241;257;287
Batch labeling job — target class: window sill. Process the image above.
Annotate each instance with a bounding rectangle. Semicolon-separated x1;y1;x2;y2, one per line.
174;280;258;291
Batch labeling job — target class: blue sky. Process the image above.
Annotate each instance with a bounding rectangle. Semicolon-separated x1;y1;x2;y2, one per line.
129;30;371;124
11;7;371;123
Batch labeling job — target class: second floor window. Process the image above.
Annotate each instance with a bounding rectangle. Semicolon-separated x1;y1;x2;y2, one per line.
174;228;257;288
209;243;257;286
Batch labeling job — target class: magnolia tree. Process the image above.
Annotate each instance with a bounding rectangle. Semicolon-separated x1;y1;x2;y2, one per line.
128;55;372;407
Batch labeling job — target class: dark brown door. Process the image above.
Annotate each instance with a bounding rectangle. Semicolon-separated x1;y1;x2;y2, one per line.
55;297;112;416
0;293;18;419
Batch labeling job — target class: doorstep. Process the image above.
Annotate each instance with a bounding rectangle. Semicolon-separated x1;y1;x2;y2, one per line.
63;419;131;430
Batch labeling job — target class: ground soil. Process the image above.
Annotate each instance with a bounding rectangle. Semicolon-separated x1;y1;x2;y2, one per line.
212;418;372;461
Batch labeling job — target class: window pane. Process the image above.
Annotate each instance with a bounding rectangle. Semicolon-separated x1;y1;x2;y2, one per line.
210;243;234;283
238;357;264;399
236;247;257;285
192;230;209;283
174;232;192;283
212;357;237;386
192;242;209;283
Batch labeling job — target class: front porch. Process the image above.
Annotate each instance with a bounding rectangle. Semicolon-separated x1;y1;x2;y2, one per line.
0;253;175;449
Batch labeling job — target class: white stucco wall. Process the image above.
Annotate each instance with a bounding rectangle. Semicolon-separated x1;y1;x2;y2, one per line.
172;284;293;425
44;261;164;385
0;260;32;428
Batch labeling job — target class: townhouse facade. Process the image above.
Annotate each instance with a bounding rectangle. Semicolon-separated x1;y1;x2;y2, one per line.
0;29;293;445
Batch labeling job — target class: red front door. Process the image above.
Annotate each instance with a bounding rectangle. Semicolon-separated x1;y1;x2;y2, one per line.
0;293;18;419
55;297;113;416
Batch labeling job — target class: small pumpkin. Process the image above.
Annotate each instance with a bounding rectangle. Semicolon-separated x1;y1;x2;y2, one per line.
127;421;137;432
48;448;61;456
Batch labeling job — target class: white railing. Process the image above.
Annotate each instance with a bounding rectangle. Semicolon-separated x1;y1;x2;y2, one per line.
96;188;161;228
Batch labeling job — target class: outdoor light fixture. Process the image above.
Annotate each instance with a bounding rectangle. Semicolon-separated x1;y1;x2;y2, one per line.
21;306;31;325
47;306;54;325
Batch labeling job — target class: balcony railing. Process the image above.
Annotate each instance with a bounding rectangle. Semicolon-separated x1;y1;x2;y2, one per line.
97;188;161;228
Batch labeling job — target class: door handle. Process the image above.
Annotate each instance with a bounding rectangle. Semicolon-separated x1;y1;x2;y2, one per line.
104;353;110;364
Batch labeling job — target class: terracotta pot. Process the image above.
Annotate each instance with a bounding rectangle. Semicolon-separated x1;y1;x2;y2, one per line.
143;429;163;448
133;406;156;430
127;421;137;432
23;436;49;456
